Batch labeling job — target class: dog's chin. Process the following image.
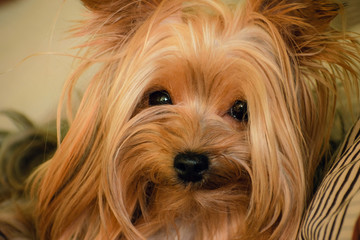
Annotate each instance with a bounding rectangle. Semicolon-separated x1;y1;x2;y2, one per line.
128;176;251;238
124;163;252;231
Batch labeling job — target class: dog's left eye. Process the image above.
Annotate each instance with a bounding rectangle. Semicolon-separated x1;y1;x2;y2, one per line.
228;100;248;122
149;90;173;106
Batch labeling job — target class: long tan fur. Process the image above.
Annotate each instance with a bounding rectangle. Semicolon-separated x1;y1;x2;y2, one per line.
0;0;359;239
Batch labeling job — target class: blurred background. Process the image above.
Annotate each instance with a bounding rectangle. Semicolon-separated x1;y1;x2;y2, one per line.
0;0;359;130
0;0;84;129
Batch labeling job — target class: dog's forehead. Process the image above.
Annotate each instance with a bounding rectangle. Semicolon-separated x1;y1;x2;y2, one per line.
120;9;278;113
145;20;272;101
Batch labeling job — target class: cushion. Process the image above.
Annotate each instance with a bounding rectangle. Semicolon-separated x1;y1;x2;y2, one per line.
298;118;360;239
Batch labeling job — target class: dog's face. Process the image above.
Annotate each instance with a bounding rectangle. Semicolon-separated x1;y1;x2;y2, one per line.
104;13;298;238
32;0;359;239
117;26;253;234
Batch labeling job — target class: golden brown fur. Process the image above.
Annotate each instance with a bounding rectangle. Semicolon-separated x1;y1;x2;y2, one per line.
1;0;359;239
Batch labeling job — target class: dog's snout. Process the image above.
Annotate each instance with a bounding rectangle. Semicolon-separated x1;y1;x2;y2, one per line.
174;152;209;183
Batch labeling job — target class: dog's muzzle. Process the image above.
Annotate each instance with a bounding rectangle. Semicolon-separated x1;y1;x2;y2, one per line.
173;152;209;183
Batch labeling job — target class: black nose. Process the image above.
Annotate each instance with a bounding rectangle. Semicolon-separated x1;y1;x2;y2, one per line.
173;152;209;183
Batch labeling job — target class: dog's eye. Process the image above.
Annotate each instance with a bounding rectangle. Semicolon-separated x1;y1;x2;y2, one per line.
149;90;173;106
229;100;248;122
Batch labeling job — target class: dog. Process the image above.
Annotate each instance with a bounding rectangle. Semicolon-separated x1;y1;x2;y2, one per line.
0;0;359;239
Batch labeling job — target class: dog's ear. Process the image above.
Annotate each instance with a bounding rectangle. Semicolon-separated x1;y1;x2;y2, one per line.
81;0;163;16
252;0;340;30
249;0;342;54
79;0;165;48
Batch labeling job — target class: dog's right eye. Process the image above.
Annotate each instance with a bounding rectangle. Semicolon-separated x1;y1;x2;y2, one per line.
228;100;248;122
149;90;173;106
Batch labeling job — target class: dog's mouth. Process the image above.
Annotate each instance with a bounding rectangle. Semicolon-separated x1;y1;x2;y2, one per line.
195;168;251;191
130;171;251;227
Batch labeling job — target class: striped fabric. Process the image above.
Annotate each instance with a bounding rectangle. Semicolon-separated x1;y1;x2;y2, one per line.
298;118;360;240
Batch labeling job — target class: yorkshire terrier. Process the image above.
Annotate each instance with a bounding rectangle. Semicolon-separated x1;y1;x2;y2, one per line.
0;0;359;239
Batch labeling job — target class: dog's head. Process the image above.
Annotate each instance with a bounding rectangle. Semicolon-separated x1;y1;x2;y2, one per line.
32;0;359;239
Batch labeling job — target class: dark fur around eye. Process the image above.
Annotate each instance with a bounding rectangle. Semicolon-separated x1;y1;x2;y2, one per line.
229;100;248;122
149;90;173;106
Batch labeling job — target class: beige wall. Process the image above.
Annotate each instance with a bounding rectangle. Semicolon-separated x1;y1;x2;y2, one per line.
0;0;359;130
0;0;84;129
